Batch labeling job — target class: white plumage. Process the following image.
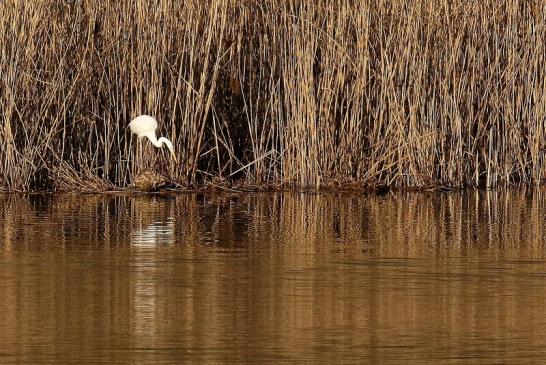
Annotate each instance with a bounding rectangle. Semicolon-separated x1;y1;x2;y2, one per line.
129;115;177;162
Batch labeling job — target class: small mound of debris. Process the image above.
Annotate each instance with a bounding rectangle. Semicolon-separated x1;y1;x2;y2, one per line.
130;170;170;192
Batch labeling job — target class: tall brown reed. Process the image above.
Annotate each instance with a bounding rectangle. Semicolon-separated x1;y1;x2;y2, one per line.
1;0;545;191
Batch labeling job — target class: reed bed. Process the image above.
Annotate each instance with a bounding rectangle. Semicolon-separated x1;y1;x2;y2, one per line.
1;0;545;191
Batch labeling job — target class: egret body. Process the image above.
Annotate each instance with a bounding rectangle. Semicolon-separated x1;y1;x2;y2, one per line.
129;115;177;162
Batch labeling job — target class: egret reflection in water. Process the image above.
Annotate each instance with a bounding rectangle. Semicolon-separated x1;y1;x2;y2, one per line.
131;219;175;246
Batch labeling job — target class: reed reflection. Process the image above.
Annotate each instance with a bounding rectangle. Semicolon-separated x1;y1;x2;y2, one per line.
1;190;546;363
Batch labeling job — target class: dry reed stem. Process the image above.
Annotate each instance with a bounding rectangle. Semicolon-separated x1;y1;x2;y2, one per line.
1;0;545;191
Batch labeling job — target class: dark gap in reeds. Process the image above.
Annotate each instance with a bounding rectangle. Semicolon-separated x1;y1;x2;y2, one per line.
1;0;545;192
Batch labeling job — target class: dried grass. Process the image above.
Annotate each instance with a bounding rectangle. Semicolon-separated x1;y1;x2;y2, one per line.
1;0;545;191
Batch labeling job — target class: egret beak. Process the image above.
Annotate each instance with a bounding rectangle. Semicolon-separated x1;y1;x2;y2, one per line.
170;149;178;164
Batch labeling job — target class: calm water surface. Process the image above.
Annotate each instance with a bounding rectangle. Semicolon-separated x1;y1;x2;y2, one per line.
1;191;546;364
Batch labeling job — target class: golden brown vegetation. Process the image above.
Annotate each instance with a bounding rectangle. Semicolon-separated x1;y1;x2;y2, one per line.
1;0;545;191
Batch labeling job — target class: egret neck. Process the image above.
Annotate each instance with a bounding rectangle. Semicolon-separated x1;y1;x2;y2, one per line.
143;132;178;163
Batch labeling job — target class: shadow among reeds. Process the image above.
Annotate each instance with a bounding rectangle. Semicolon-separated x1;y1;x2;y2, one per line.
1;1;545;191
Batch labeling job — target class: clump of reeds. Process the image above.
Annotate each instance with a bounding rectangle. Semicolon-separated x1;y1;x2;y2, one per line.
1;0;545;192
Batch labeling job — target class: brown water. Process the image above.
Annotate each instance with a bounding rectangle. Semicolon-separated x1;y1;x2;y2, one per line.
1;191;546;364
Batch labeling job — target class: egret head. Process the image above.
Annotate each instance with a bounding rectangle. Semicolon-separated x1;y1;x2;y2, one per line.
161;138;178;163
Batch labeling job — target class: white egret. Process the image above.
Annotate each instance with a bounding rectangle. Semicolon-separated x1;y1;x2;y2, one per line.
129;115;178;163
